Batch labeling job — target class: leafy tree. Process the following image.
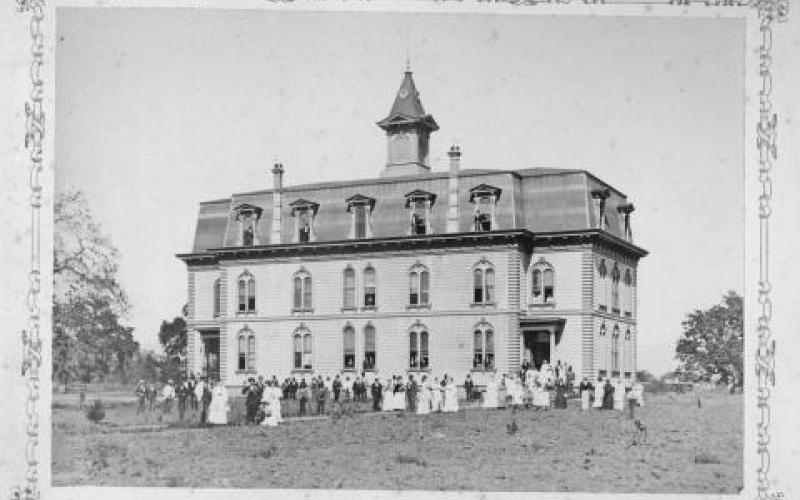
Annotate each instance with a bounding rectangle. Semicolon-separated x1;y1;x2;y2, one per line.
53;190;137;388
674;291;743;384
158;315;187;363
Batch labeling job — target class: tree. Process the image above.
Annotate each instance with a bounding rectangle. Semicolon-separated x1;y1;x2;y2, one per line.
53;190;137;388
158;316;187;363
674;291;743;384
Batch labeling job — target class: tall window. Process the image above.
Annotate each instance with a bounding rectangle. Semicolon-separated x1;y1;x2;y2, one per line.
531;259;555;304
469;184;501;232
213;278;221;317
597;259;608;311
290;199;319;243
237;271;256;314
409;264;430;306
346;194;376;240
354;206;366;238
409;328;429;369
293;270;312;311
472;260;495;304
411;200;427;235
623;269;632;316
363;324;376;370
611;265;621;313
237;327;255;371
611;326;620;374
343;267;356;309
405;190;436;236
234;204;262;247
473;324;494;369
343;326;356;369
293;328;313;370
363;266;376;307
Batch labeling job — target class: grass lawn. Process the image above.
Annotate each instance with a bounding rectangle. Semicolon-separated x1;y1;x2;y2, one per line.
52;389;742;492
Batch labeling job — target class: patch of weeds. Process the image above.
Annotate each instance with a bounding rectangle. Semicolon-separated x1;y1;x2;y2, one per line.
86;441;126;475
85;399;105;423
395;454;427;467
694;450;721;464
257;444;279;459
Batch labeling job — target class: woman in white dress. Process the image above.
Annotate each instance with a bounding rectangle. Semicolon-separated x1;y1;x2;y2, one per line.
382;378;394;412
443;376;459;413
482;373;499;409
207;381;229;425
416;376;431;415
260;382;279;427
613;378;626;411
631;381;645;407
430;377;442;412
508;374;524;407
593;377;604;409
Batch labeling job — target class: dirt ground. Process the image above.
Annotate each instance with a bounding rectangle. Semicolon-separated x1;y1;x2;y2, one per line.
52;390;742;492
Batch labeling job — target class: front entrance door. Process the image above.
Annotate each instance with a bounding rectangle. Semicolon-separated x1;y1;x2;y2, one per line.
201;334;220;382
523;330;551;370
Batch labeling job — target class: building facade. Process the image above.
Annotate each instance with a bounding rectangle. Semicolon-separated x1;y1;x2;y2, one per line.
177;69;647;388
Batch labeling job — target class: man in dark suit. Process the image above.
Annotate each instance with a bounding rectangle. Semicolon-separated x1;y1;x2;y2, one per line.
177;376;190;421
187;373;197;412
200;377;213;425
371;378;382;411
242;377;261;424
333;375;342;402
406;375;418;412
464;374;475;402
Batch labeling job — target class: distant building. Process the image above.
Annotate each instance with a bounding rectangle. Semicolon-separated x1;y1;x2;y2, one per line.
177;68;647;387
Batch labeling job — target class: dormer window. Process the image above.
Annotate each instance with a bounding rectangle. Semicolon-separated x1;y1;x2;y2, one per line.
234;204;263;247
469;184;501;232
346;194;376;239
591;188;611;231
404;189;436;236
617;203;635;241
290;199;320;243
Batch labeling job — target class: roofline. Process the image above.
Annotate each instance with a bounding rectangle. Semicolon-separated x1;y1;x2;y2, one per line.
176;228;647;265
224;167;596;199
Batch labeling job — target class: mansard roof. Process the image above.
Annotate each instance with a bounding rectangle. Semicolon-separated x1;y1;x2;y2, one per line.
185;166;643;257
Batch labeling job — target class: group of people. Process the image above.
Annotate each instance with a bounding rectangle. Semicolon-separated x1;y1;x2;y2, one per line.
134;361;646;428
134;374;230;425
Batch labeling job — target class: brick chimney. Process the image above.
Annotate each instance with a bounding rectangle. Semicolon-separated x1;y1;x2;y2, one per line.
271;163;284;244
446;145;461;233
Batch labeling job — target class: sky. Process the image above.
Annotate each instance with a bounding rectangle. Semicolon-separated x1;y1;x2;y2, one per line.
55;7;745;377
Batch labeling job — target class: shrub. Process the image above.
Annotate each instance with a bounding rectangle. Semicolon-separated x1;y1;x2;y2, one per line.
86;399;105;423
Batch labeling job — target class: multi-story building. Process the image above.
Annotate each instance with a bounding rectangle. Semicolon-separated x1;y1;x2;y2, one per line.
177;68;647;388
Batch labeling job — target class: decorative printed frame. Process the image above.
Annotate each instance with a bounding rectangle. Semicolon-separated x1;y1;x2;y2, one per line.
8;0;786;499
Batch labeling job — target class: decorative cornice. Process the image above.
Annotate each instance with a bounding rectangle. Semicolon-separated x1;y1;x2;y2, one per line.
176;229;647;266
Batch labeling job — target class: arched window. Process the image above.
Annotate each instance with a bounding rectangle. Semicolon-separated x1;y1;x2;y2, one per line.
343;325;356;369
600;322;607;337
293;327;313;370
237;327;255;371
611;265;621;313
531;258;555;304
293;270;312;311
343;266;356;309
623;269;632;316
363;266;376;307
597;259;608;311
625;328;631;341
409;264;430;306
409;325;429;369
363;324;376;370
472;260;495;304
213;278;221;317
611;325;620;375
472;322;494;370
237;271;256;314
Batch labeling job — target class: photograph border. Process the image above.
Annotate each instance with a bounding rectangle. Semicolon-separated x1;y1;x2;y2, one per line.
9;0;788;498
